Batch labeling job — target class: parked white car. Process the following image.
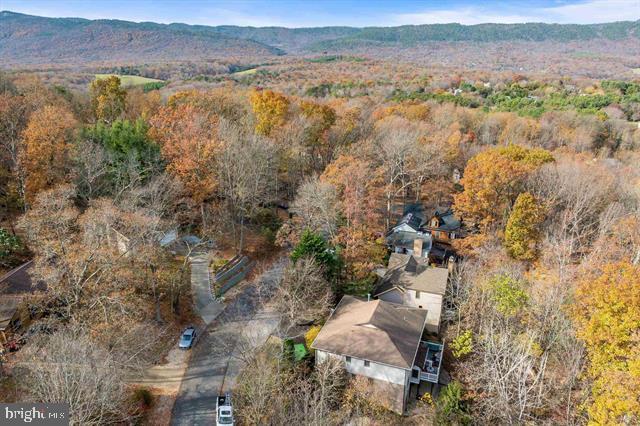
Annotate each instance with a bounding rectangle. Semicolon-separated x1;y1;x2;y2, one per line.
216;393;234;425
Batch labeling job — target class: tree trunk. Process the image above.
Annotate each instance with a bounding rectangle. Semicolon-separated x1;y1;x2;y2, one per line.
200;203;207;230
150;264;163;323
239;215;245;254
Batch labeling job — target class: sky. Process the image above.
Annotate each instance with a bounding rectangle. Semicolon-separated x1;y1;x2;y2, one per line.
2;0;639;28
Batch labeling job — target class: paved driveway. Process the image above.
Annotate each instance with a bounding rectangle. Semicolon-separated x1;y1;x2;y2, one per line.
190;253;224;325
171;259;285;426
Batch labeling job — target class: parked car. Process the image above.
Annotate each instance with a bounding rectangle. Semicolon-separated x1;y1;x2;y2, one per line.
216;393;234;425
178;326;197;349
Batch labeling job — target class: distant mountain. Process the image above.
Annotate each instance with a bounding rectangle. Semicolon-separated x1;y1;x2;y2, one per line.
307;21;640;51
1;11;638;66
0;11;284;65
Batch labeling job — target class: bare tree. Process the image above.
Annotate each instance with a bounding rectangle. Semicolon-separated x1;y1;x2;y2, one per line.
21;328;131;425
290;176;340;239
218;120;278;251
374;118;420;229
234;340;345;426
471;320;548;424
73;139;111;201
274;257;332;332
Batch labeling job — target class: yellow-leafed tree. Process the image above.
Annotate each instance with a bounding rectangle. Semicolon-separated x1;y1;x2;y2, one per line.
504;192;545;261
90;76;127;123
250;89;289;136
573;263;640;425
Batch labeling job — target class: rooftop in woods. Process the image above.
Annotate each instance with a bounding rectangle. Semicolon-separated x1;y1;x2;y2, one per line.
311;295;427;369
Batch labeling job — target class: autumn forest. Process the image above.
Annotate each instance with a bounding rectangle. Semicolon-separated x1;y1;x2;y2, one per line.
1;9;640;426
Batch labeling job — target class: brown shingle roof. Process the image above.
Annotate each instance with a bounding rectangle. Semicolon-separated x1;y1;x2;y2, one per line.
311;295;427;369
375;253;448;296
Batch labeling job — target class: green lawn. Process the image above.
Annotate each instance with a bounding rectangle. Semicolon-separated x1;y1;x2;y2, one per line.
231;68;257;76
94;74;164;87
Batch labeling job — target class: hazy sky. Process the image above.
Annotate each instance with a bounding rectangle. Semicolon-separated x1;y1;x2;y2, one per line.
3;0;639;27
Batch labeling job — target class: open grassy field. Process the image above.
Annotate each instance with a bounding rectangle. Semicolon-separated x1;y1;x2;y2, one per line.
94;74;164;87
231;68;258;76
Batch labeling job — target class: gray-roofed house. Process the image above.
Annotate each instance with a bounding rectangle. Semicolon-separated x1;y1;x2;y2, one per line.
385;204;432;258
311;295;429;414
425;209;462;244
374;253;449;333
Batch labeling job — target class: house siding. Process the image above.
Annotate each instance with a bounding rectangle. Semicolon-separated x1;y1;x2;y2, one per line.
315;350;412;413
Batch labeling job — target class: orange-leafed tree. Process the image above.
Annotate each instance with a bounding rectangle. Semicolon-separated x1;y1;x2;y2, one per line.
322;154;382;230
20;105;77;202
453;145;553;230
250;89;289;136
300;100;337;166
335;224;387;283
149;103;221;204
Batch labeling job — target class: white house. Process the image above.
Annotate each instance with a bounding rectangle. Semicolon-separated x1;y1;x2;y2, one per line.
374;253;449;333
385;205;433;258
311;295;429;414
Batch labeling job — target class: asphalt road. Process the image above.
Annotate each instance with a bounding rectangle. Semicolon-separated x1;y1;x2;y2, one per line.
171;259;285;426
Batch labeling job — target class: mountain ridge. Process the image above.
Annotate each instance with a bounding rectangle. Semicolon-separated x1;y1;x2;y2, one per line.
1;11;639;65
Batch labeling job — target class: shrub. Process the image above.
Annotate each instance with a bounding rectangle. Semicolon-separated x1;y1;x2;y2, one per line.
0;228;21;266
451;330;473;359
210;258;228;273
305;325;322;350
436;381;471;425
132;387;153;408
488;274;529;317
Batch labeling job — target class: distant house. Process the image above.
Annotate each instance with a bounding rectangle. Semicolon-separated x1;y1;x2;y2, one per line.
311;295;431;414
386;205;462;264
0;261;46;342
424;209;462;244
374;253;449;333
385;204;432;258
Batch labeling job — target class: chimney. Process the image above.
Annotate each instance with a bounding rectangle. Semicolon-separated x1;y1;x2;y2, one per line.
413;238;424;257
367;293;371;302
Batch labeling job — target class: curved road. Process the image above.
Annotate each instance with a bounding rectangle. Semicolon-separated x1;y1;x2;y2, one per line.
171;258;285;426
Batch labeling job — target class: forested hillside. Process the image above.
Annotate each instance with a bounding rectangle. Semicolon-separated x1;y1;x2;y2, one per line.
0;11;284;66
2;11;639;77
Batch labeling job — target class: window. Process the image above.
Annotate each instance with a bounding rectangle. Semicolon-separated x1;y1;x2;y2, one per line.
419;305;423;309
364;360;370;367
415;291;421;299
345;356;351;363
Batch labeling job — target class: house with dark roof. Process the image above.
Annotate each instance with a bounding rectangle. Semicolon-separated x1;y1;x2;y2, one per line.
385;205;463;262
425;209;462;244
311;295;442;414
385;204;432;258
374;253;449;333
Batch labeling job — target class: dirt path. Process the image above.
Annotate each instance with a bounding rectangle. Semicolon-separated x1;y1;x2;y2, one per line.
170;258;285;426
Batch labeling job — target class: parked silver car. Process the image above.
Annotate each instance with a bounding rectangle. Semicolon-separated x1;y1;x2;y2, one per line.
178;326;197;349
